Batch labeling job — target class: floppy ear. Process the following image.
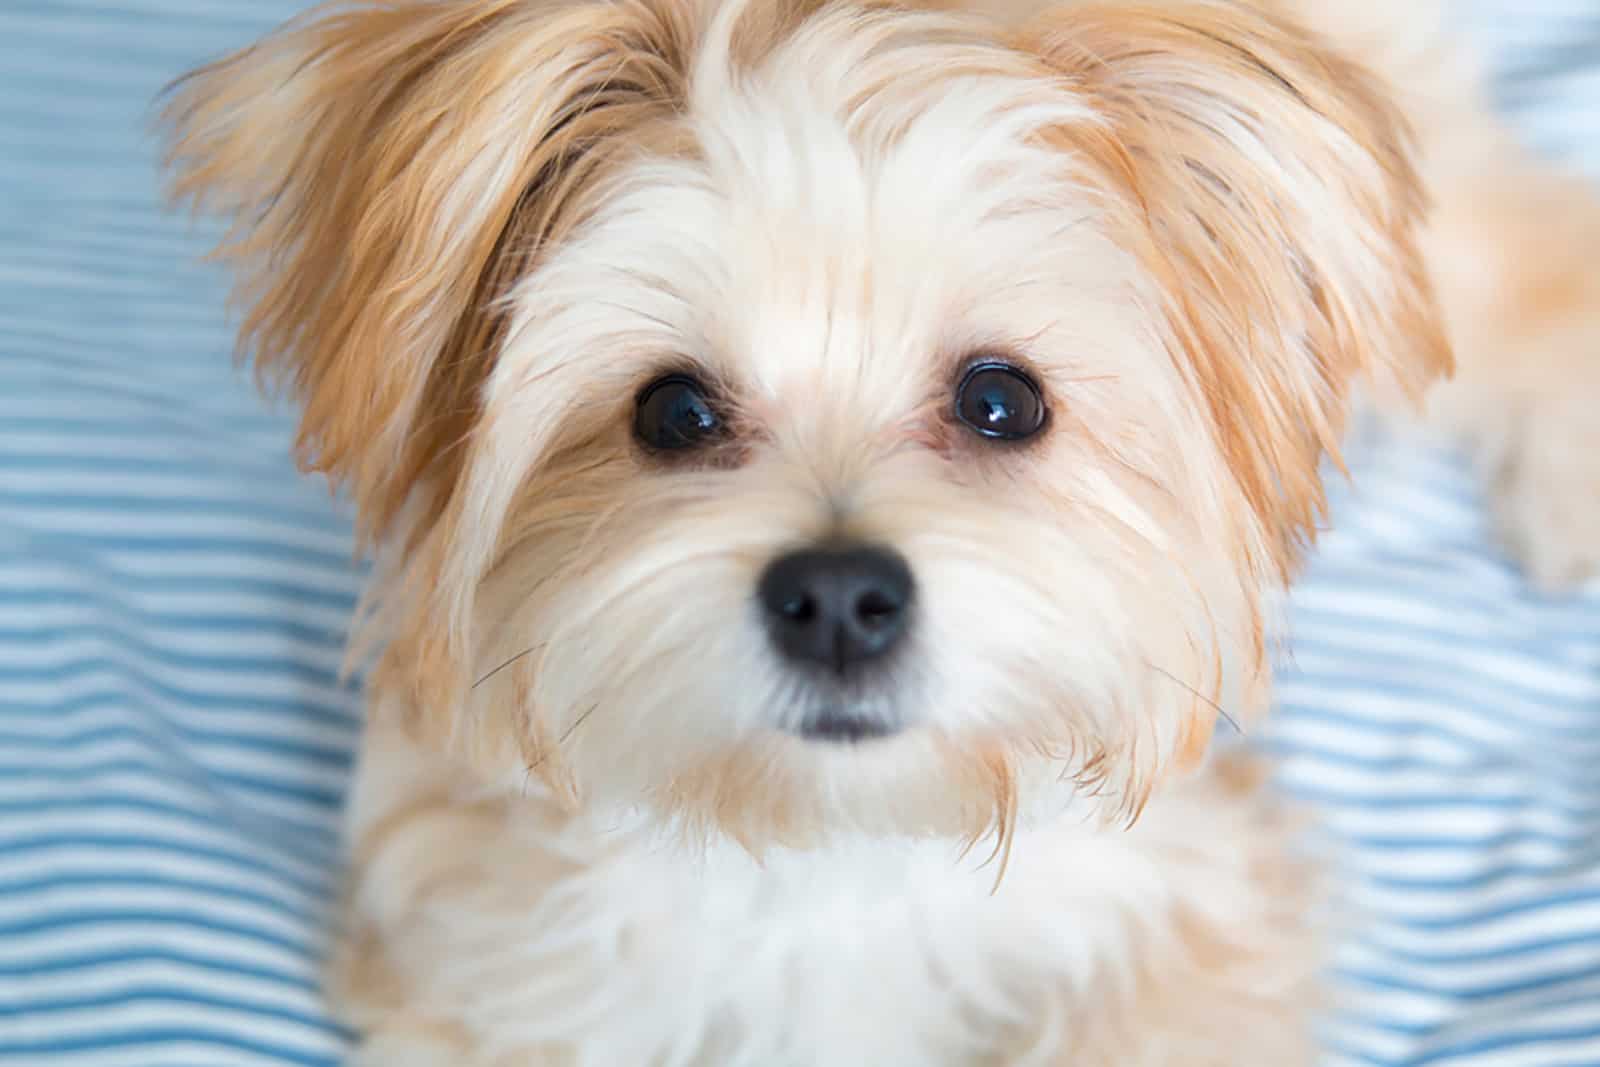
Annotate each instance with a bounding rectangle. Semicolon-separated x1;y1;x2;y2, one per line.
164;0;692;545
1023;2;1451;579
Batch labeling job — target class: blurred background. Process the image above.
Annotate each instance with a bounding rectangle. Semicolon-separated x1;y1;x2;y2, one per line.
1;3;1598;1066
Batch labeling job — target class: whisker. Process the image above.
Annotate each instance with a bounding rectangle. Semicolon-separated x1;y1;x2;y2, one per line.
1145;662;1244;736
473;645;545;690
558;703;600;745
528;703;601;772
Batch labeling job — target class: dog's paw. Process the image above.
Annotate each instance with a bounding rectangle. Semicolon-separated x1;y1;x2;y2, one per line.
1486;406;1600;592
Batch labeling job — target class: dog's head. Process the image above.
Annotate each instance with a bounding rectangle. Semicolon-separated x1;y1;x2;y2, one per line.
167;0;1446;847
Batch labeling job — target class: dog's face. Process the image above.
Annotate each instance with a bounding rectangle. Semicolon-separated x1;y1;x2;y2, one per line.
168;0;1446;847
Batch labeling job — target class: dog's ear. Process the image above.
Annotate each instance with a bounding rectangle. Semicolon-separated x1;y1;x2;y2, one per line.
164;0;692;545
1022;2;1451;580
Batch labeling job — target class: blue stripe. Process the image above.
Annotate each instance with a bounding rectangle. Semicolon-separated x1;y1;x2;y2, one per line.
0;638;348;690
1344;831;1600;853
0;796;342;859
0;874;326;926
0;573;360;613
0;765;346;812
1339;965;1600;1005
2;534;357;572
0;835;334;900
0;1030;339;1067
1283;786;1600;818
0;677;357;725
0;948;319;994
3;988;345;1038
1416;1024;1600;1065
1352;930;1600;969
0;724;354;768
0;911;319;959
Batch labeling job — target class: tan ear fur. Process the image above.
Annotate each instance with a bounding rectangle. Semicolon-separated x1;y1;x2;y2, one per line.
1023;2;1451;581
163;0;695;546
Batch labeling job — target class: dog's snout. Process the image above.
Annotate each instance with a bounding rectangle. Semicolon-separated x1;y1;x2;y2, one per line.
758;544;913;675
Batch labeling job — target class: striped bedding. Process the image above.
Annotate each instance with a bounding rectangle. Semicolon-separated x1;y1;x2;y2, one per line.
1;3;1597;1065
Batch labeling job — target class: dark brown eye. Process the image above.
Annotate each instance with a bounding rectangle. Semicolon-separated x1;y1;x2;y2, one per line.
955;363;1045;441
635;374;722;451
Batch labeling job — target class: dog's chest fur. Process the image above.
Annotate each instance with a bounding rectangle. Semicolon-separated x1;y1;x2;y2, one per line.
344;737;1308;1066
521;826;1149;1064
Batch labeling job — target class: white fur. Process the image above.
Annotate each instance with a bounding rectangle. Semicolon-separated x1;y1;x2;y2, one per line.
344;727;1309;1067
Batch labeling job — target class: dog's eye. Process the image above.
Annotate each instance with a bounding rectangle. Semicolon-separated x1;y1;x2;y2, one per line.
955;363;1045;441
635;374;722;451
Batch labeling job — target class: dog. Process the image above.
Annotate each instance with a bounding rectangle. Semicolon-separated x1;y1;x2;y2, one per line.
163;1;1600;1062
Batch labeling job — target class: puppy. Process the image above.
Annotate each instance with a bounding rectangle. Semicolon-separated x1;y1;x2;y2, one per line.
164;1;1600;1062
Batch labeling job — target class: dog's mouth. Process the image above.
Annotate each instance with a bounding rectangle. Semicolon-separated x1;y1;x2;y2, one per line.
794;704;901;744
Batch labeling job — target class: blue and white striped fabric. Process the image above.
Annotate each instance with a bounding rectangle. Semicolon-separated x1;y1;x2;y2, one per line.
1;3;1597;1066
2;4;356;1064
1275;423;1600;1067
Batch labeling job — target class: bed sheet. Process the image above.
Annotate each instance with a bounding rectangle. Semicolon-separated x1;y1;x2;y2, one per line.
2;3;1598;1065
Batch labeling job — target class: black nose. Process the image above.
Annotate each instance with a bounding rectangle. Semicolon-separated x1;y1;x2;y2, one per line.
758;544;914;675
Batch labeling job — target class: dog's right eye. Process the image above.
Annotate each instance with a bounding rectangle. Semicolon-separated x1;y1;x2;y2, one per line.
634;375;722;452
955;362;1046;442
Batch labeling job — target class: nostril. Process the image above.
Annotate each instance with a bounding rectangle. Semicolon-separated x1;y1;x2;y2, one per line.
854;589;901;627
781;594;817;623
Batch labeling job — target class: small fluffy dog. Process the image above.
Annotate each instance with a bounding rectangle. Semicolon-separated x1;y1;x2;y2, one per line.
165;1;1600;1062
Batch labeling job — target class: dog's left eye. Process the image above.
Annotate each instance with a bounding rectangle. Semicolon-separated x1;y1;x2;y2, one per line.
955;363;1045;441
635;374;722;451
